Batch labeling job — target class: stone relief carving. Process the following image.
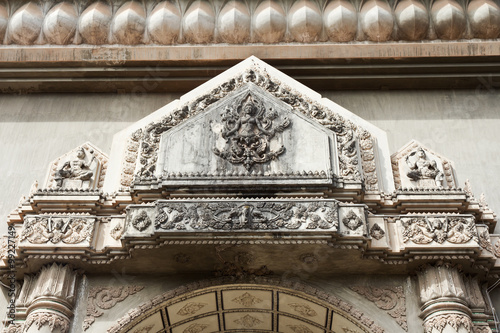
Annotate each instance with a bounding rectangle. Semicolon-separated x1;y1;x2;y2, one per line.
401;216;477;245
288;303;317;317
83;285;144;330
478;229;495;254
213;92;290;171
24;312;70;333
232;292;263;307
110;222;125;241
152;200;338;231
494;240;500;258
177;302;207;316
234;314;262;327
124;65;378;189
132;324;155;333
183;323;208;333
423;314;472;333
47;143;108;190
370;223;385;240
121;129;142;187
20;216;94;245
132;211;151;231
215;249;272;279
351;286;408;331
405;148;444;187
342;210;364;231
473;326;493;333
4;323;23;333
288;325;313;333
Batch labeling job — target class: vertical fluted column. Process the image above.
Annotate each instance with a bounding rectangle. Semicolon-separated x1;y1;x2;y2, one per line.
14;263;78;333
417;262;473;333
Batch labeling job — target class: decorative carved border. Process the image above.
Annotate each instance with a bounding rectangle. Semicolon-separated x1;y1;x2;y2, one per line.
106;277;385;333
121;61;379;190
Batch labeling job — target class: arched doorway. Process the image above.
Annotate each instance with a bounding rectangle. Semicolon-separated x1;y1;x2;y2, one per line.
107;280;383;333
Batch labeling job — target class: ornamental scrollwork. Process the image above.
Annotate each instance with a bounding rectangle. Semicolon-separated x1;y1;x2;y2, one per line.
424;314;472;333
25;312;70;333
401;216;477;245
342;210;364;231
213;93;290;171
132;211;151;231
20;216;94;245
153;201;338;231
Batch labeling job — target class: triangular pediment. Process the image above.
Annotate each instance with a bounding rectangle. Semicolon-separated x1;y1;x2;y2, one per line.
104;56;394;194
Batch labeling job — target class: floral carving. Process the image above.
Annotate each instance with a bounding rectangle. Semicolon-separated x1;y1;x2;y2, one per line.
342;210;364;231
401;216;477;245
473;326;493;333
343;329;359;333
20;216;94;244
234;314;263;327
494;239;500;258
83;285;144;330
5;323;23;333
288;325;313;333
132;324;155;333
232;292;263;307
132;211;151;231
370;223;385;240
25;312;70;333
127;64;378;189
110;223;124;241
177;302;207;316
213;93;290;170
424;314;472;333
121;129;142;186
288;303;317;317
478;229;495;254
183;323;208;333
153;200;338;231
351;286;407;331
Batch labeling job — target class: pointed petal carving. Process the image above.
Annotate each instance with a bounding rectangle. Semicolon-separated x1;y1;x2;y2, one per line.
288;0;323;42
112;1;146;44
218;1;251;43
183;1;215;43
79;2;112;45
395;0;429;40
360;0;394;41
431;0;466;39
43;2;78;45
9;2;43;45
324;0;358;42
148;1;181;44
468;0;500;38
253;0;287;43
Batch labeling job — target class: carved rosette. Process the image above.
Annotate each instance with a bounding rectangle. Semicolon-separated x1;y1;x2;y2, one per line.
83;285;144;330
401;216;477;245
124;64;379;190
20;215;95;245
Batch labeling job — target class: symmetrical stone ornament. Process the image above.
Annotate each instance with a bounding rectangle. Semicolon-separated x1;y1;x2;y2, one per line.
1;0;499;45
20;215;94;245
45;143;108;190
83;285;144;330
213;92;291;170
392;141;456;189
351;286;408;331
401;216;477;245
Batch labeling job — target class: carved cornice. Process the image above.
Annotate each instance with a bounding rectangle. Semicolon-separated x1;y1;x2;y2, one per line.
351;286;408;331
83;285;144;331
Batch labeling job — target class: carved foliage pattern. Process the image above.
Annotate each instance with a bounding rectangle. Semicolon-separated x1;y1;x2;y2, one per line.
342;210;364;231
424;314;472;333
288;325;313;333
351;286;408;331
478;229;495;254
20;216;94;244
125;65;378;189
288;303;317;317
495;239;500;258
154;201;339;231
132;211;152;231
25;312;70;333
183;323;208;333
370;223;385;240
83;285;144;331
234;314;263;327
401;216;477;245
121;129;142;186
177;302;207;316
232;292;263;307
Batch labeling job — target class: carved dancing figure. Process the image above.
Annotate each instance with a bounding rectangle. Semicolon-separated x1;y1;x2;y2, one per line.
55;148;95;187
405;148;444;187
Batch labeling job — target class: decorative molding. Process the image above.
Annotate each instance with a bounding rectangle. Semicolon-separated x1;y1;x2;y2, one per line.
132;211;151;232
183;323;208;333
494;239;500;258
83;285;144;331
1;0;499;46
342;210;364;231
177;302;207;316
370;223;385;240
232;292;263;307
120;129;142;187
20;216;94;245
147;200;339;232
423;314;472;333
213;92;290;170
4;323;23;333
478;229;495;254
234;314;262;327
288;303;318;317
351;286;408;331
126;63;378;189
401;216;477;245
24;312;70;333
106;278;385;333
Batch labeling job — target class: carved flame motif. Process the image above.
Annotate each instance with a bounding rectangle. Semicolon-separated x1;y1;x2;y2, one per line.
177;302;207;316
213;93;290;171
288;324;314;333
232;292;263;307
233;314;263;328
288;303;318;317
182;323;208;333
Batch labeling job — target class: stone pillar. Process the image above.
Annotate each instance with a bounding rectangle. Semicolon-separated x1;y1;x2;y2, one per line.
14;263;78;333
417;262;473;333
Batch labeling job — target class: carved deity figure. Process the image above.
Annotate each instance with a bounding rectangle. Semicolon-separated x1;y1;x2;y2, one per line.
55;148;95;188
214;93;290;171
405;148;444;187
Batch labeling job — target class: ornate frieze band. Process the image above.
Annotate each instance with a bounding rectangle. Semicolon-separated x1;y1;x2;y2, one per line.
124;199;359;234
1;0;499;46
